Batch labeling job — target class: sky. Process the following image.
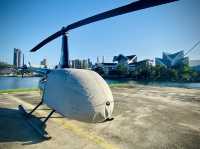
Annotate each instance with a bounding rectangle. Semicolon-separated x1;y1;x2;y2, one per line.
0;0;200;67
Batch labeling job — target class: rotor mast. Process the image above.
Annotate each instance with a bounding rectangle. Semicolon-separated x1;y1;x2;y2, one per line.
59;28;69;68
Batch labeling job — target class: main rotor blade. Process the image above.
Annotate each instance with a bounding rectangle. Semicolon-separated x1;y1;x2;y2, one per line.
30;0;178;52
30;30;63;52
66;0;178;31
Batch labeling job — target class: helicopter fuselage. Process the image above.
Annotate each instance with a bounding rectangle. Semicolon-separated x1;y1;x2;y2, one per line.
39;68;114;123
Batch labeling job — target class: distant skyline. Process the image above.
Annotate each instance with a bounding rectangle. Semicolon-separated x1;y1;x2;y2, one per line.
0;0;200;67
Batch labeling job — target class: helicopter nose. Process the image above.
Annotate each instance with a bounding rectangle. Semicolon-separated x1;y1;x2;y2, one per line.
104;100;113;120
104;103;114;122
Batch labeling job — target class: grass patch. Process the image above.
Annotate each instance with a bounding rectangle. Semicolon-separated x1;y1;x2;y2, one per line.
0;84;132;94
109;83;133;88
0;88;39;94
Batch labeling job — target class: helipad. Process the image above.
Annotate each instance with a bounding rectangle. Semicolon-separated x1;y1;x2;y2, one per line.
0;85;200;149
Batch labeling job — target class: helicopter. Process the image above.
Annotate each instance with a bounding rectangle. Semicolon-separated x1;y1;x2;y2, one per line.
18;0;178;138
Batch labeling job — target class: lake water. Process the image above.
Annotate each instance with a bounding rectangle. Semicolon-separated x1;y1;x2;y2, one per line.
0;77;41;90
0;76;200;90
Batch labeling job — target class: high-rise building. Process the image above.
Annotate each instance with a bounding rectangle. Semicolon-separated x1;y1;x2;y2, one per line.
22;54;25;66
13;48;22;67
71;59;82;69
87;58;92;68
82;59;88;69
97;56;99;64
71;59;92;69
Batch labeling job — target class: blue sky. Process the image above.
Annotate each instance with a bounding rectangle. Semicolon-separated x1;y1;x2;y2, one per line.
0;0;200;67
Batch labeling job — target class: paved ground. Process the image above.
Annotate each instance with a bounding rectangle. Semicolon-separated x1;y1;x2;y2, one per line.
0;85;200;149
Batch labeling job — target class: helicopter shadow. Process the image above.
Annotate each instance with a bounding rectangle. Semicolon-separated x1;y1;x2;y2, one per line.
0;107;47;145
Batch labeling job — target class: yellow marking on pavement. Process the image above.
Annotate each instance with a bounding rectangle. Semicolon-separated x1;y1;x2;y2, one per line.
7;94;120;149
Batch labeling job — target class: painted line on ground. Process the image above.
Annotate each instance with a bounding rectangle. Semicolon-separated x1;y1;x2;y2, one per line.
7;94;120;149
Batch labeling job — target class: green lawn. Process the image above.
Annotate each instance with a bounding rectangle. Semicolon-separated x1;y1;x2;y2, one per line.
0;88;39;94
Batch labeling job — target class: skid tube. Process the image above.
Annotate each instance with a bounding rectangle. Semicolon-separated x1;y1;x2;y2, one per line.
18;103;55;139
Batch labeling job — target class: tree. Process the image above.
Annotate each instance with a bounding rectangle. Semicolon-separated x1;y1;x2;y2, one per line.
169;69;178;81
179;65;192;81
0;61;13;69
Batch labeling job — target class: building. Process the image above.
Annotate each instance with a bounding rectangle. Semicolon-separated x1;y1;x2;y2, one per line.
136;59;153;68
155;51;189;68
87;59;92;68
71;59;81;69
40;58;48;68
113;54;137;64
82;59;88;69
189;60;200;72
13;48;22;68
95;54;137;75
101;63;117;75
113;54;137;73
96;57;100;64
93;53;153;76
71;59;92;69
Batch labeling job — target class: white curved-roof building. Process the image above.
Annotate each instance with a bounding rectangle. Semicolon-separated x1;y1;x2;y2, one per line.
155;50;188;68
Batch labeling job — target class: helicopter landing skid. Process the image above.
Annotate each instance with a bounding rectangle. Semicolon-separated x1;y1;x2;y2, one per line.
18;105;51;139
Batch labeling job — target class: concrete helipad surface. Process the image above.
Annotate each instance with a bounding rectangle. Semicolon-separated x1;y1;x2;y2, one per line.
0;85;200;149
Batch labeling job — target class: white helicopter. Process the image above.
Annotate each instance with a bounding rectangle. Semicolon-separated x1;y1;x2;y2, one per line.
18;0;178;138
